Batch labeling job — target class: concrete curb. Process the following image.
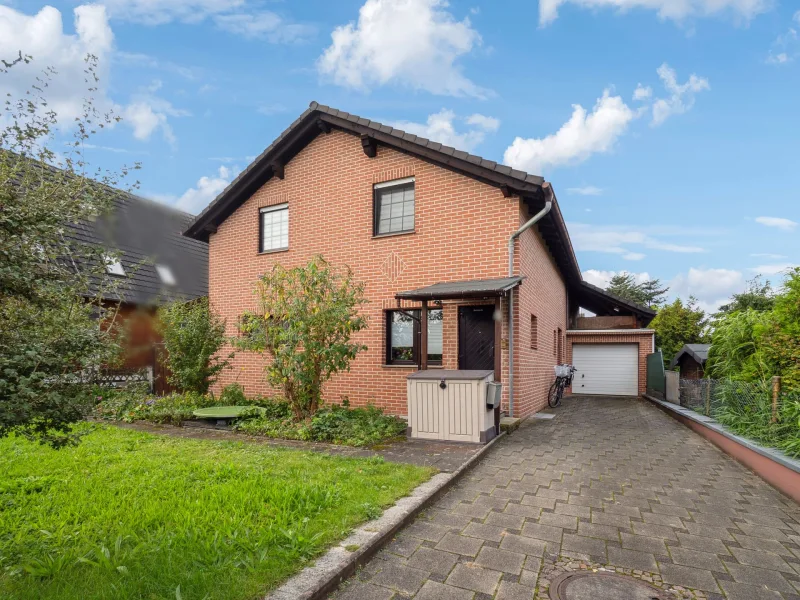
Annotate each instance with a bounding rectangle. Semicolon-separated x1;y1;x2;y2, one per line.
264;432;507;600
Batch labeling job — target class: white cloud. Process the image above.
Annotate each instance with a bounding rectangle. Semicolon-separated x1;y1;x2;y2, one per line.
389;109;500;152
317;0;486;98
569;223;706;256
751;252;787;259
538;0;771;27
766;20;798;65
116;51;202;80
213;11;315;42
503;90;636;174
582;269;651;288
623;252;646;260
633;84;652;101
0;5;114;124
99;0;245;26
567;185;603;196
751;263;798;276
669;267;745;313
651;63;710;126
755;216;797;231
122;94;191;147
167;166;234;214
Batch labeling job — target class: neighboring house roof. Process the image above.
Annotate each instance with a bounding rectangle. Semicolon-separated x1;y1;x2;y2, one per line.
69;192;208;306
669;344;712;369
396;277;524;301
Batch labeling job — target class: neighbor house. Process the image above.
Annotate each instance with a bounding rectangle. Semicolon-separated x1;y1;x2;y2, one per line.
670;344;711;379
70;192;209;380
184;102;655;419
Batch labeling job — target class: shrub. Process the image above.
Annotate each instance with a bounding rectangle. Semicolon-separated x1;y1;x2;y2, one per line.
219;382;248;405
157;298;232;395
236;256;367;420
235;403;407;447
94;390;213;425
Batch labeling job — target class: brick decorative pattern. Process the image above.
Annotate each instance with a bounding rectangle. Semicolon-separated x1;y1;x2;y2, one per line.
565;331;655;397
207;129;568;418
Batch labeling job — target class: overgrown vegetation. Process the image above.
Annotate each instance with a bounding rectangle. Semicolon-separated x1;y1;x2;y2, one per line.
157;298;233;394
0;426;432;600
0;56;136;447
651;297;709;367
236;256;368;420
92;385;408;447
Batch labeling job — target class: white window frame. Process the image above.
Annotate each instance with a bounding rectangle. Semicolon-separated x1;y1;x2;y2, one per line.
259;203;289;253
374;177;415;236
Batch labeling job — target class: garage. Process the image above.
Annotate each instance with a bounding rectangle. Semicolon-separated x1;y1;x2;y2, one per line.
572;343;639;396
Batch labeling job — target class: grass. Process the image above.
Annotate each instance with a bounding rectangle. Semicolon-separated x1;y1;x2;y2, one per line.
0;425;433;600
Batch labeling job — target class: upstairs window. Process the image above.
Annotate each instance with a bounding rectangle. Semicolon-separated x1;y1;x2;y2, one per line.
105;254;125;276
386;308;442;366
260;204;288;252
156;264;176;286
374;177;415;236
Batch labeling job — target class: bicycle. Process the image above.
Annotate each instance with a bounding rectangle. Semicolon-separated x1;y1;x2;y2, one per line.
548;364;577;408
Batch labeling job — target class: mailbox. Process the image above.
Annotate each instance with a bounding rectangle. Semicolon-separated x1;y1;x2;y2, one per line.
486;382;502;409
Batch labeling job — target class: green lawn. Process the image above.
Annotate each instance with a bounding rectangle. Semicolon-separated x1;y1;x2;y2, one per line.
0;425;433;600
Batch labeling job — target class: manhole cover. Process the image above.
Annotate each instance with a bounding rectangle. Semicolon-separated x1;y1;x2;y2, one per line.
549;571;671;600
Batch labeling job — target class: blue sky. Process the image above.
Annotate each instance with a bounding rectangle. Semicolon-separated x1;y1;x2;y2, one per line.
2;0;798;311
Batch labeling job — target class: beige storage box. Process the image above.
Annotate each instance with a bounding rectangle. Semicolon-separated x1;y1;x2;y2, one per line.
407;370;498;443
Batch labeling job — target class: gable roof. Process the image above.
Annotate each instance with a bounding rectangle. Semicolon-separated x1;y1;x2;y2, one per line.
182;102;654;320
68;192;208;306
669;344;712;369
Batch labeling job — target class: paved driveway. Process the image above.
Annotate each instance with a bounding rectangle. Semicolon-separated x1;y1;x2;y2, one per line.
331;397;800;600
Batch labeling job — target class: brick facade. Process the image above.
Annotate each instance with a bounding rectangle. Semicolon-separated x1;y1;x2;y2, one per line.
565;330;655;397
207;129;568;418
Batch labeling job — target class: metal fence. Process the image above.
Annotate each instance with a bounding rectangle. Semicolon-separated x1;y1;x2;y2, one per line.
680;378;772;421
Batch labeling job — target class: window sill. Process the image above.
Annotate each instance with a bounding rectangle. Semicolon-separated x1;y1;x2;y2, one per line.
258;247;289;255
382;364;418;369
372;230;415;240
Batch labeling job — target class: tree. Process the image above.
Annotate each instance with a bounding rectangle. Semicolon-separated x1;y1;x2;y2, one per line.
157;298;232;394
0;55;136;446
650;297;709;367
606;273;669;308
716;276;775;315
707;309;772;382
236;256;368;420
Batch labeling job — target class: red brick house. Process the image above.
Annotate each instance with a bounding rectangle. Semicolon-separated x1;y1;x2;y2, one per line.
184;102;655;419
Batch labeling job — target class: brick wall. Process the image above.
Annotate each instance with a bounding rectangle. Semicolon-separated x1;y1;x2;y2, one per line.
207;129;566;417
565;331;655;397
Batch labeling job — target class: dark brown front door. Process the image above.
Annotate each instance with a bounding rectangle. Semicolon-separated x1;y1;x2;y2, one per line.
458;305;495;371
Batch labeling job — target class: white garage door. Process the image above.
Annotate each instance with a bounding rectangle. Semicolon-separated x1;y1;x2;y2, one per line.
572;344;639;396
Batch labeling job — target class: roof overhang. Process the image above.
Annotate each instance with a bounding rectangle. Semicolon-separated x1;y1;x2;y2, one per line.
572;281;657;326
396;276;523;301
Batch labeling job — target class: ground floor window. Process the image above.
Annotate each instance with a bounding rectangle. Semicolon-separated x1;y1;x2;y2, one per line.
386;309;443;366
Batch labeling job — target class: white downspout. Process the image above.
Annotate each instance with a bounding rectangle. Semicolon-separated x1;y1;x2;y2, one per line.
507;182;554;418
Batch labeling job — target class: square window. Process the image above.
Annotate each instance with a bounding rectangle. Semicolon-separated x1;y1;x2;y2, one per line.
155;264;176;286
260;204;288;252
105;254;125;276
374;178;415;235
386;308;443;365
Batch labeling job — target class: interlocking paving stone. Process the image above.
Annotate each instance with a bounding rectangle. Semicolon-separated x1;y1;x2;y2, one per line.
496;580;535;600
407;547;459;577
659;562;721;593
726;562;798;593
499;533;548;557
328;398;800;599
718;580;784;600
520;521;563;543
474;546;526;575
369;561;429;595
669;547;727;572
729;546;796;573
334;581;396;600
415;580;476;600
445;563;502;595
435;533;484;557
